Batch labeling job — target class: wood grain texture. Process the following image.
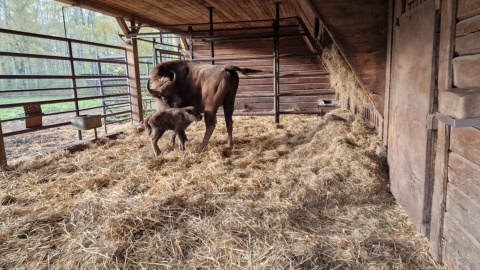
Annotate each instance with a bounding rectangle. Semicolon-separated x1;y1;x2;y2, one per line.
453;54;480;87
443;210;480;270
438;87;480;118
457;0;480;20
450;127;480;166
456;14;480;37
387;0;437;232
455;31;480;55
448;152;480;208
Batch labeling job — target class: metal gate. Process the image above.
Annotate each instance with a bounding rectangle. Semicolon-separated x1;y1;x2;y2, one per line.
388;0;439;235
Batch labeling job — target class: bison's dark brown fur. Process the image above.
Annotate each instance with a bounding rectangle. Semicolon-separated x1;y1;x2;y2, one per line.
144;106;202;156
147;60;261;152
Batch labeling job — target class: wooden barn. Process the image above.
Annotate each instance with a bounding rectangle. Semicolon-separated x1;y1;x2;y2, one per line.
0;0;479;268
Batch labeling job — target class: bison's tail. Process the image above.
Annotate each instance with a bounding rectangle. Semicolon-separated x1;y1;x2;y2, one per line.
226;66;263;75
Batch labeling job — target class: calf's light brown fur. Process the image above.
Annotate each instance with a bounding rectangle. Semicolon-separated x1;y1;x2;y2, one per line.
144;106;202;156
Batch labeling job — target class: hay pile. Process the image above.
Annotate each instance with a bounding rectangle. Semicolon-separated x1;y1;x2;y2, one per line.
0;110;442;269
322;47;368;111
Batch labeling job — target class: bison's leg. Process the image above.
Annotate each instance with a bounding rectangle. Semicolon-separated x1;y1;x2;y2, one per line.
150;129;165;156
177;129;187;151
223;77;239;148
223;100;236;148
198;110;217;152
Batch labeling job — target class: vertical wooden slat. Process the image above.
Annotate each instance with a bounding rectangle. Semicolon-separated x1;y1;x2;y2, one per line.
429;0;456;263
273;2;280;123
188;26;194;60
117;17;143;124
126;38;142;123
383;0;395;143
209;7;215;65
67;40;82;140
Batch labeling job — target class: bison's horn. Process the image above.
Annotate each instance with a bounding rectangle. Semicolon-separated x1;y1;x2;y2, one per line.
170;70;177;83
146;79;155;95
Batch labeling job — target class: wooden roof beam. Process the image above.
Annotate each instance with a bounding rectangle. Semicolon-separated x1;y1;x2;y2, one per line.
56;0;157;30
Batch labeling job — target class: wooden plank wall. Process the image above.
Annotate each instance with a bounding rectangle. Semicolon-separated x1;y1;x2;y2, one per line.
192;36;334;114
442;1;480;268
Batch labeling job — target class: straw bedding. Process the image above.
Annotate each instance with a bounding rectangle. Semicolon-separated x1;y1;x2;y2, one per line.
0;110;442;269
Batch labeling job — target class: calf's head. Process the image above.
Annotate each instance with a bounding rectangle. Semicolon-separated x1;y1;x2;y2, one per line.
184;106;202;122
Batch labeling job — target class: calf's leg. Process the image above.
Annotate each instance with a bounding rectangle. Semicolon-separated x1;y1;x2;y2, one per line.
150;128;165;156
177;129;187;151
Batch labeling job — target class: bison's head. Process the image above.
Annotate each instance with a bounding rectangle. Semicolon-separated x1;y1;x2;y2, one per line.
147;70;182;107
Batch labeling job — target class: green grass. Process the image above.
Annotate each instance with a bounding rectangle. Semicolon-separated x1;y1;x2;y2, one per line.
0;96;103;120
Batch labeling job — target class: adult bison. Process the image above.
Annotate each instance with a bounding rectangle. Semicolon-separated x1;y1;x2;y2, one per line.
147;60;261;152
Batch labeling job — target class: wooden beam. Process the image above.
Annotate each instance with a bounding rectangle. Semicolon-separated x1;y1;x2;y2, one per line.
383;0;395;144
429;0;456;263
56;0;159;29
116;17;130;36
273;2;280;123
117;18;143;123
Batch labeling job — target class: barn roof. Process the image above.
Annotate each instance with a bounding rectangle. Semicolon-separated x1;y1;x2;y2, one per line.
55;0;388;114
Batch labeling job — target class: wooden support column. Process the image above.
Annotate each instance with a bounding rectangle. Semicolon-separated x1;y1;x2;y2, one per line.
209;7;215;65
0;121;6;167
188;26;194;60
273;2;280;123
117;17;143;123
429;0;456;263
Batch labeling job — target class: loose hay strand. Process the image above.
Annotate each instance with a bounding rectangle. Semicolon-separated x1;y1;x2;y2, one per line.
0;111;443;269
322;47;368;111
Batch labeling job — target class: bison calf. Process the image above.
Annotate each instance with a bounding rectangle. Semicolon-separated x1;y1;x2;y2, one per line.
144;106;202;156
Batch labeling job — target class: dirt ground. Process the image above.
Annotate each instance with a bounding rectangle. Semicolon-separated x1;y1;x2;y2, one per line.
2;112;129;162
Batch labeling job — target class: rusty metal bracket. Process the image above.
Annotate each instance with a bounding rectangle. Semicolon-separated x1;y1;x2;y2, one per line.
435;113;480;128
426;114;438;130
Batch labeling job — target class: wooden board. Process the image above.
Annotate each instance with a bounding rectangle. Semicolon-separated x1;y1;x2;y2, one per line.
387;0;437;232
443;211;480;270
444;180;480;270
453;54;480;88
455;31;480;56
456;14;480;37
457;0;480;21
450;127;480;166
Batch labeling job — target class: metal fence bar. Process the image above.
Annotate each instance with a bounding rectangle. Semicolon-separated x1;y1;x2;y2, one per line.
0;93;129;109
3;122;72;137
0;84;129;94
0;51;127;64
0;74;128;80
0;28;125;50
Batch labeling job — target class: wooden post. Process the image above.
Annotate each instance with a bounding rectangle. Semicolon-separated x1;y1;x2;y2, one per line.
117;18;143;124
429;0;456;263
0;121;6;167
273;2;280;123
188;26;194;60
67;40;82;140
209;7;215;65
